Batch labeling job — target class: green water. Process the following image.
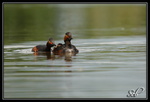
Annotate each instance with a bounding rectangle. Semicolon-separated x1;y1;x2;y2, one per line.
3;3;147;99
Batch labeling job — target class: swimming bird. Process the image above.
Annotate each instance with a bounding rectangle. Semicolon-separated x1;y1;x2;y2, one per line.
53;32;79;55
32;38;56;52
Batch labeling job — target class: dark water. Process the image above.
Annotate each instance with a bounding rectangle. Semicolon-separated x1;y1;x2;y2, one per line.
3;4;146;99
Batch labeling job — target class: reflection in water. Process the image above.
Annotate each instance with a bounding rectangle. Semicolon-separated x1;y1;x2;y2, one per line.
33;52;75;62
33;52;55;60
64;53;73;62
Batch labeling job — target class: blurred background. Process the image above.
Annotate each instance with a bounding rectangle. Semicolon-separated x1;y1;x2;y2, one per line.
4;4;146;45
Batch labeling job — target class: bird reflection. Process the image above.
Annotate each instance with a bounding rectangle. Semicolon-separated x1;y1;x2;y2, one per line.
33;52;76;61
64;52;74;62
33;52;55;60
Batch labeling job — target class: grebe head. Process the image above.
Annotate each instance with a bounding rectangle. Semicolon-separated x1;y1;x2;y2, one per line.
64;32;73;42
46;38;56;47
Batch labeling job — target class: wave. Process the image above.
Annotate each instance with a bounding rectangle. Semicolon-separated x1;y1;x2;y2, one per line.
82;40;146;45
4;36;146;54
4;45;33;49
